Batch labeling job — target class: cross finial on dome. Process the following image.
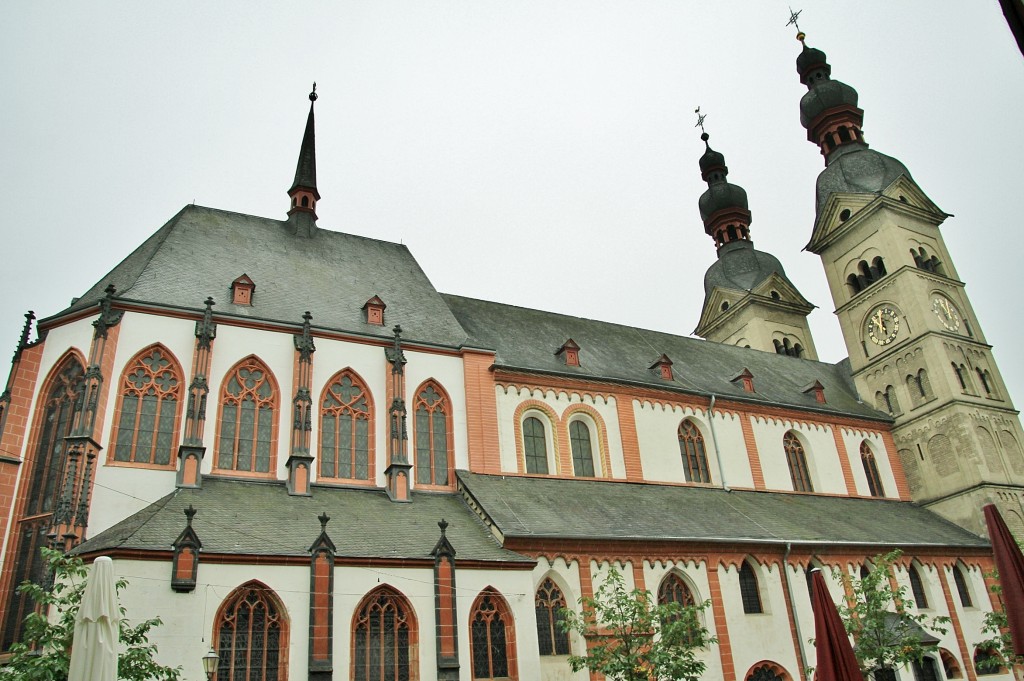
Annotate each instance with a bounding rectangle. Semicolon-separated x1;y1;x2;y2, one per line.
694;106;708;135
787;6;806;42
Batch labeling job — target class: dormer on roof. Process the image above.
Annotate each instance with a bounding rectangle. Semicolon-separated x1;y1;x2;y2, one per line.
363;295;387;326
802;379;826;404
231;274;255;306
731;368;755;393
649;354;674;381
555;338;580;367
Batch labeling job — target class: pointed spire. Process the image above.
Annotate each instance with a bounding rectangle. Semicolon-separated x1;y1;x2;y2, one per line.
287;83;320;236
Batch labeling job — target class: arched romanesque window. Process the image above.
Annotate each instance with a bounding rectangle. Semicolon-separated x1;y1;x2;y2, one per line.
883;385;901;416
352;586;417;681
414;381;451;486
678;420;711;483
215;582;287;681
523;416;549;474
110;345;182;467
860;442;885;497
908;564;929;609
470;589;517;680
940;649;963;678
747;663;788;681
216;357;278;474
974;646;1003;675
569;419;596;477
320;370;372;481
739;561;763;614
535;578;570;655
784;432;813;493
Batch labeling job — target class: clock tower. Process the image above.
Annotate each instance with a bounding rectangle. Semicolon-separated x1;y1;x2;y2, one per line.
794;34;1024;534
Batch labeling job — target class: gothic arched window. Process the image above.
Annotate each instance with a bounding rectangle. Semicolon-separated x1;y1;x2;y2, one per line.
569;419;596;477
535;578;570;656
953;565;972;607
523;416;549;474
110;345;182;467
216;356;278;474
909;564;929;609
739;561;763;614
470;589;517;680
658;572;696;607
678;420;711;483
320;370;372;481
784;432;813;492
414;381;451;486
860;442;885;497
352;586;417;681
215;582;287;681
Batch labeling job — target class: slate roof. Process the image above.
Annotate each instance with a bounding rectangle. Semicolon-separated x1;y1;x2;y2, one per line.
58;205;470;348
458;471;989;548
442;294;886;421
702;240;798;296
74;477;532;564
816;144;912;217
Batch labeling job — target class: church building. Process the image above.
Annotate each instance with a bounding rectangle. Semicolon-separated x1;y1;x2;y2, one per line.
0;27;1021;681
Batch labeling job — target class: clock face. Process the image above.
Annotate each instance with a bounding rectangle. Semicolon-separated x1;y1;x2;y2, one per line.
932;296;961;332
866;307;900;346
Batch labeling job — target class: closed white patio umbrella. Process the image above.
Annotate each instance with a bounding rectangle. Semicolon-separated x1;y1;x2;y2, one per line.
68;556;120;681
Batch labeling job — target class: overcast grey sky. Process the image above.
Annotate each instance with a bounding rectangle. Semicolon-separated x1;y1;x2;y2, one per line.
2;2;1023;405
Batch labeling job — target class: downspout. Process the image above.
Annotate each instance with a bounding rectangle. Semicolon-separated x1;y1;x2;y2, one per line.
783;541;808;681
707;394;730;492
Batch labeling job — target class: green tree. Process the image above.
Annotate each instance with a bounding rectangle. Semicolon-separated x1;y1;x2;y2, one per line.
835;550;949;681
558;567;716;681
0;547;181;681
974;568;1022;673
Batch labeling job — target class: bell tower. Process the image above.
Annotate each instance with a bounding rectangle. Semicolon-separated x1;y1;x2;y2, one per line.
793;30;1024;534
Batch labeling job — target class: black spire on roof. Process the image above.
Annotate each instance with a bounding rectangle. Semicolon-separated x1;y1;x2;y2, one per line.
290;84;319;197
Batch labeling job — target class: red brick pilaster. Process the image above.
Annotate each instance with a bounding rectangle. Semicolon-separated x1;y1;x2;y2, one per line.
739;412;765;489
880;430;911;500
614;395;644;481
938;566;978;681
706;560;736;681
462;350;501;473
831;427;858;496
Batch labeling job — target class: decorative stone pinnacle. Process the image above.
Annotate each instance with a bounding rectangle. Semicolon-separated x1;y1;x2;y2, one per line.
204;296;215;311
309;82;318;102
319;511;330;531
104;283;117;298
439;518;448;535
303;310;313;324
184;504;197;525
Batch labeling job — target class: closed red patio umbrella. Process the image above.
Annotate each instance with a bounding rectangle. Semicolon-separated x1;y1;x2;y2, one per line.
810;567;863;681
983;503;1024;656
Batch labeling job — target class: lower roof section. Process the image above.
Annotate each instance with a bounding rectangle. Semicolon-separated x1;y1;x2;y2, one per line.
457;471;989;549
74;477;532;565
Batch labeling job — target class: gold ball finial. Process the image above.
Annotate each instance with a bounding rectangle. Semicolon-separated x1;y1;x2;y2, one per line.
796;31;806;43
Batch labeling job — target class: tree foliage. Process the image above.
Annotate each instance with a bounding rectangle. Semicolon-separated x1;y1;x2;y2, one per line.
0;547;181;681
834;550;949;681
558;567;716;681
974;566;1022;673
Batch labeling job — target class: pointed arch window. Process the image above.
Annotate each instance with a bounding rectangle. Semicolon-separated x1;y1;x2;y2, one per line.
569;419;596;477
678;420;711;483
320;370;372;481
414;381;451;486
784;432;813;492
953;565;972;607
860;442;885;497
216;357;278;474
739;561;763;614
658;572;696;607
523;416;549;474
908;564;929;609
352;586;417;681
470;589;517;680
215;582;287;681
110;346;183;467
535;578;570;655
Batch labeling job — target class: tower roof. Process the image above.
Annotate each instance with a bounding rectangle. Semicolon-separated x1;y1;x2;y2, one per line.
289;85;319;197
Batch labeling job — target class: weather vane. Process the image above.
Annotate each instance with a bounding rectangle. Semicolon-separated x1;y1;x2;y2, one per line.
694;106;707;134
786;7;806;42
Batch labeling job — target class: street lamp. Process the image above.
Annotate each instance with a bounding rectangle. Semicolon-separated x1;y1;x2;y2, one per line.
202;648;219;680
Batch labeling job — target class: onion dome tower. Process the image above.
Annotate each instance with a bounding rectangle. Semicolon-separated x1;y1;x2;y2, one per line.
792;28;1024;534
287;84;320;238
693;130;817;360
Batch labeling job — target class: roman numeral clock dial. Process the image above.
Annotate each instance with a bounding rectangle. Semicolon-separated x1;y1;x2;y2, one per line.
866;307;900;346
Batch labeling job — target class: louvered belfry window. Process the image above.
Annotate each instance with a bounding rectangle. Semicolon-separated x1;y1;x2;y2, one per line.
470;590;515;679
353;587;416;681
217;357;277;474
216;583;285;681
414;382;450;485
535;578;570;656
111;346;181;466
320;370;371;480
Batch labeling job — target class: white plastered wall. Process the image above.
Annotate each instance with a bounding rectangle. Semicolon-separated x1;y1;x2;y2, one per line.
841;428;898;498
633;401;752;487
403;348;468;485
531;556;589;681
644;558;723;680
750;417;845;493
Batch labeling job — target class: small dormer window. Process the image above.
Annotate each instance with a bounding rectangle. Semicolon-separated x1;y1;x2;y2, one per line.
556;339;580;367
803;380;826;404
362;295;387;326
650;354;673;381
231;274;255;306
731;368;755;393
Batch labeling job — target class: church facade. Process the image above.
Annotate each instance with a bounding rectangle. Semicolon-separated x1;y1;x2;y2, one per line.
0;31;1020;681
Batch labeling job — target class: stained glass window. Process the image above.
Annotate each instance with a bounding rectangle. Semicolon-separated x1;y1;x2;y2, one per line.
569;420;595;477
320;371;372;480
678;421;711;483
523;417;548;474
739;562;763;614
784;432;813;492
471;590;515;679
414;382;450;486
860;442;885;497
535;578;570;656
217;357;277;474
216;583;285;681
658;572;696;607
353;587;416;681
111;346;181;466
